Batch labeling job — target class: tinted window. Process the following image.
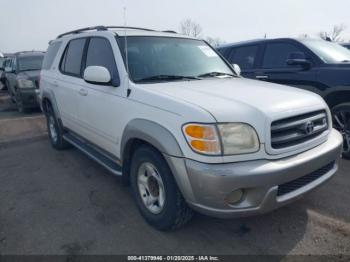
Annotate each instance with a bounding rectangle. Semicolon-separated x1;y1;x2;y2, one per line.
263;43;300;68
43;42;62;70
18;56;44;71
229;45;258;69
85;38;118;84
61;38;86;76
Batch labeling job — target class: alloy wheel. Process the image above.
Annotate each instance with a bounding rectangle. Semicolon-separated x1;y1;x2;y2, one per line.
49;116;58;143
333;110;350;155
137;162;166;214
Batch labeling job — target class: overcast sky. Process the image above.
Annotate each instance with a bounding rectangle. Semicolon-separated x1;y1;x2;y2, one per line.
1;0;350;52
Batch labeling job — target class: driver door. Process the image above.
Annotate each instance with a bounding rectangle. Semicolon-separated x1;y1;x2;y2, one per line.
255;42;319;94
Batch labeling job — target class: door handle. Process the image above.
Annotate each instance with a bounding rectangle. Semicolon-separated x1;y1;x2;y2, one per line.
78;88;88;96
255;75;268;80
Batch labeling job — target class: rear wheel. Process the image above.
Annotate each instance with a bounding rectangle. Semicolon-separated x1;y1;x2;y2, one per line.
332;103;350;159
46;105;71;150
130;145;193;230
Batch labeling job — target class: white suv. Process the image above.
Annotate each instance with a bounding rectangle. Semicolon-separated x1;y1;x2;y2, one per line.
40;26;343;230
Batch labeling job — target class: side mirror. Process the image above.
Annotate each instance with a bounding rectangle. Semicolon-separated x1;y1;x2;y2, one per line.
232;64;241;76
286;52;311;69
83;66;111;85
5;67;14;73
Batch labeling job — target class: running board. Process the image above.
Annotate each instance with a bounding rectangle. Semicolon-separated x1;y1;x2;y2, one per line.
63;133;122;176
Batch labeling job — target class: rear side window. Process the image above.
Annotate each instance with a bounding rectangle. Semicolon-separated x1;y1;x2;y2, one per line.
85;37;119;85
263;43;300;68
228;45;258;69
60;38;86;76
43;42;62;70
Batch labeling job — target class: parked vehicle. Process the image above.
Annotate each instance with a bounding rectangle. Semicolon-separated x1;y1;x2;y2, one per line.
1;54;14;91
342;43;350;50
218;38;350;158
0;53;5;90
40;26;342;230
4;51;44;112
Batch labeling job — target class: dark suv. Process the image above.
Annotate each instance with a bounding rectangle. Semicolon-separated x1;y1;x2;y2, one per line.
218;38;350;158
342;43;350;50
3;51;44;112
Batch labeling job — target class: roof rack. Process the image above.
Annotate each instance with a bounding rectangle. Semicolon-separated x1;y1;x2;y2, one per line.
56;25;162;39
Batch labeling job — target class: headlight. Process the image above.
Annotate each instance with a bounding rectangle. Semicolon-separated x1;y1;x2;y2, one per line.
183;124;221;155
183;123;259;156
218;123;259;155
17;79;35;88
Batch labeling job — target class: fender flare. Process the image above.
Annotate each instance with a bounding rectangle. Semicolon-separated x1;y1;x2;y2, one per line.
120;119;183;160
41;89;61;119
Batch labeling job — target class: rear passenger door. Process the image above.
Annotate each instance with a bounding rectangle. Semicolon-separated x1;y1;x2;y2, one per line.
55;37;87;132
257;41;318;93
225;45;260;79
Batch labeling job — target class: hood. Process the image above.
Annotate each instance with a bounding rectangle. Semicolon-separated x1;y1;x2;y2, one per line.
17;70;41;80
143;77;327;123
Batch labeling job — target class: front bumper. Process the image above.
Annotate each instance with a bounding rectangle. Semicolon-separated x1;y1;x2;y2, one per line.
168;129;343;219
18;88;40;109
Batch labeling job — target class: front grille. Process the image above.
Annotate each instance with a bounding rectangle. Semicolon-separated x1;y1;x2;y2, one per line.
277;161;335;196
271;110;328;149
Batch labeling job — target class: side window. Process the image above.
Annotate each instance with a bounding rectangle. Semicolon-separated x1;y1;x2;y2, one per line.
60;38;86;76
228;45;258;69
43;41;62;70
263;43;301;69
85;37;119;85
11;58;16;71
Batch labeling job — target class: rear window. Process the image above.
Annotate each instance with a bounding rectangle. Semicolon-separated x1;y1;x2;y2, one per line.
228;45;259;69
60;38;86;76
43;42;62;70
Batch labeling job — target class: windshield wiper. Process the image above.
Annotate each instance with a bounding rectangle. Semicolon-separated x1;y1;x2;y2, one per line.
135;75;200;83
197;72;235;78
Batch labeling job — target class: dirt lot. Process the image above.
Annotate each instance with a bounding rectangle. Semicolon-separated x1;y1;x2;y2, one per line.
0;91;349;256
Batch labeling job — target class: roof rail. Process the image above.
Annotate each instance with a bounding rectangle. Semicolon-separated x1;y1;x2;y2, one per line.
162;30;177;34
56;25;177;39
57;25;108;39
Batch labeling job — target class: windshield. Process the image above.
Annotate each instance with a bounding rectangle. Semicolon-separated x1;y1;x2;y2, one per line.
117;36;234;83
18;55;44;71
301;40;350;63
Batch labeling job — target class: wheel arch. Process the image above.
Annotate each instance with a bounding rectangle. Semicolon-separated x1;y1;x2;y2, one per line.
324;90;350;109
41;89;61;119
120;119;184;183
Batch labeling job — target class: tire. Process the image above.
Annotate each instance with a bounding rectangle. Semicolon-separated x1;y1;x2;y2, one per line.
46;105;71;150
130;145;193;230
332;103;350;159
15;92;25;113
6;81;15;103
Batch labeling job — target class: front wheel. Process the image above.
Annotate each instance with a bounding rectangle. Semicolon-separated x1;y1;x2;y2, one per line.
332;103;350;159
15;92;25;113
130;145;193;230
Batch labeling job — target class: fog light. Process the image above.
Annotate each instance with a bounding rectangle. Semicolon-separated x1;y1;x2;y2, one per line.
225;189;244;205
